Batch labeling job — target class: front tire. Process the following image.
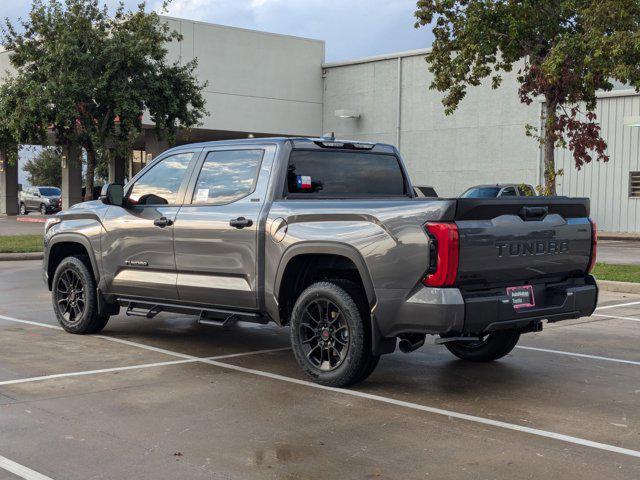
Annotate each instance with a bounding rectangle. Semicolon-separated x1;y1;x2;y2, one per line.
19;203;27;215
52;256;110;334
290;281;376;387
40;203;47;215
445;331;520;362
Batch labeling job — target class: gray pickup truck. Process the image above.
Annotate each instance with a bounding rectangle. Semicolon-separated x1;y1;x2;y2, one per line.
43;138;598;387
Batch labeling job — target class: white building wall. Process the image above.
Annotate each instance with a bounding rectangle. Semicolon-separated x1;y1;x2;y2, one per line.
556;92;640;233
163;17;325;136
322;52;540;197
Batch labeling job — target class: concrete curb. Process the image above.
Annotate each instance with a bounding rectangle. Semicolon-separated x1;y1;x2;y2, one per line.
599;232;640;242
0;252;43;262
597;280;640;295
16;216;47;223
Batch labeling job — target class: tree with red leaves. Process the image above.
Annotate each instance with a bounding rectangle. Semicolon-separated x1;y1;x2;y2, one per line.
415;0;640;195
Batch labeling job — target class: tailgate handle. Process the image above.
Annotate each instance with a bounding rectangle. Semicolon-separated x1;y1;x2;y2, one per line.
520;206;548;221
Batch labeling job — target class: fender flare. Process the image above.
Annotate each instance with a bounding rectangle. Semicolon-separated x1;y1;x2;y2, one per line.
47;233;100;287
274;241;377;309
274;242;396;355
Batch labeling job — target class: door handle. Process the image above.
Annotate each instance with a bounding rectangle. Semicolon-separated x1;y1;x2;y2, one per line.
153;216;173;228
229;217;253;229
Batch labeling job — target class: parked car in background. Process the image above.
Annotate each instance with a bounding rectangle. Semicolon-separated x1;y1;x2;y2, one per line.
460;183;536;198
19;186;62;215
413;185;438;198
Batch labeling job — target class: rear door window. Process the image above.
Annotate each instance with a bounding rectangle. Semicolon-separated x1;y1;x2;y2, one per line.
286;150;407;197
191;149;263;205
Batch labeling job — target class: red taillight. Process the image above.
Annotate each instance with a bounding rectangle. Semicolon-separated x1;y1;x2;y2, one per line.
587;220;597;273
422;222;459;287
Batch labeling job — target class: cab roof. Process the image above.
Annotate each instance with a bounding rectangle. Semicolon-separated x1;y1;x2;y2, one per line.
163;137;397;155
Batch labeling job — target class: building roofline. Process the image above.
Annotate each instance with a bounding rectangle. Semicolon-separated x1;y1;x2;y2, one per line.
323;48;431;68
160;15;325;45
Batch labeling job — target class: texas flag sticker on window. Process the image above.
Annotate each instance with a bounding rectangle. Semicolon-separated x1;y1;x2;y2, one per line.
297;175;312;189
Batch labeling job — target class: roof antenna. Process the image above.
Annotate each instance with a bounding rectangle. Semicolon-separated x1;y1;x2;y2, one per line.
322;132;335;140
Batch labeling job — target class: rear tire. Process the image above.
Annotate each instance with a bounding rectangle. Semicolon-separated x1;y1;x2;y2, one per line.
445;331;520;362
290;281;377;387
52;256;110;334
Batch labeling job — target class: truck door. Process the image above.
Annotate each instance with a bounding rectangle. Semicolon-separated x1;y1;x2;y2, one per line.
173;145;275;310
101;150;200;301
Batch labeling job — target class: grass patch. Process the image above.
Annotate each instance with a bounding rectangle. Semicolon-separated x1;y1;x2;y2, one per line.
0;234;43;253
592;263;640;283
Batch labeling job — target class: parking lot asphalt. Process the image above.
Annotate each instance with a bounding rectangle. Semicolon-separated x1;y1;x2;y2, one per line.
598;240;640;266
1;260;640;479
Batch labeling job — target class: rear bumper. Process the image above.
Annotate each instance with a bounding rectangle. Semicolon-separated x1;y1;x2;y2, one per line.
373;275;598;338
461;275;598;335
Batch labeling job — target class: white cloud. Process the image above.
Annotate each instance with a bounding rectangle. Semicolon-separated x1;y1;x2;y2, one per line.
3;0;434;61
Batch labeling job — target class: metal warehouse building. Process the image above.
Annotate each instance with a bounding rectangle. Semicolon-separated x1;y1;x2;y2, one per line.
1;17;639;232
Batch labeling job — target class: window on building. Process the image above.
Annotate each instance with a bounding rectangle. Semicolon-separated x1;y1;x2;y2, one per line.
630;172;640;198
191;149;263;205
128;152;194;205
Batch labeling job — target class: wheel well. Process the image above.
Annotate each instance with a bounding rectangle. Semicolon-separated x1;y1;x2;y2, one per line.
278;254;370;325
47;242;93;290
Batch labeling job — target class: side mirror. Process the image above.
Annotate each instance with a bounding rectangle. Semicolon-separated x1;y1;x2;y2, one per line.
100;183;124;206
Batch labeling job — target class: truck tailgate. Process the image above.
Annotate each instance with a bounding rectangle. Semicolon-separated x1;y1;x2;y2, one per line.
454;198;593;288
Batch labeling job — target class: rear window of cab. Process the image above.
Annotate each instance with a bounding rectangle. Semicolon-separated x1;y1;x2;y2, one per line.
285;150;408;197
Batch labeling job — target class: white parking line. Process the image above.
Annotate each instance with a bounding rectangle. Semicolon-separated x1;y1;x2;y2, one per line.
201;358;640;459
2;315;640;459
592;313;640;323
94;335;197;359
0;455;54;480
0;348;292;387
0;359;199;387
0;315;62;330
516;346;640;366
595;300;640;311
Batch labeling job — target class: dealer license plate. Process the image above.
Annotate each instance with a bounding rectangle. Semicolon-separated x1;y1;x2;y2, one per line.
506;285;535;309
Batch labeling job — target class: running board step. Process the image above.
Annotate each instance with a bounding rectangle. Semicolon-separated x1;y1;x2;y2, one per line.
198;312;239;329
117;298;269;325
126;304;163;319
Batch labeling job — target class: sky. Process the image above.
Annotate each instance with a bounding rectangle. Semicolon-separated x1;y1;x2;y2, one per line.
0;0;434;62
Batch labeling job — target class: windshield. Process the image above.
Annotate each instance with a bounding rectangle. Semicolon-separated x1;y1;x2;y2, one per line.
460;187;501;198
286;150;407;197
39;187;61;196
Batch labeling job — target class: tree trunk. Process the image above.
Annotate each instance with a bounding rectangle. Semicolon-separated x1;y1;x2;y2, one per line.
543;99;558;196
85;146;96;201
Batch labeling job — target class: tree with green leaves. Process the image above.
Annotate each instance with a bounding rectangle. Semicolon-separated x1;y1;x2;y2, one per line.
1;0;208;200
415;0;640;195
23;148;63;187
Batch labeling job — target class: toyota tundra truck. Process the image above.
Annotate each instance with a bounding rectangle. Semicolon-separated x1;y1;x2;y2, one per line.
43;138;598;387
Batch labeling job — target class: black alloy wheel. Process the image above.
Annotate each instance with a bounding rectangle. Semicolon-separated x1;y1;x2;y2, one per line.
297;298;351;372
290;281;378;387
54;267;87;326
51;256;110;334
